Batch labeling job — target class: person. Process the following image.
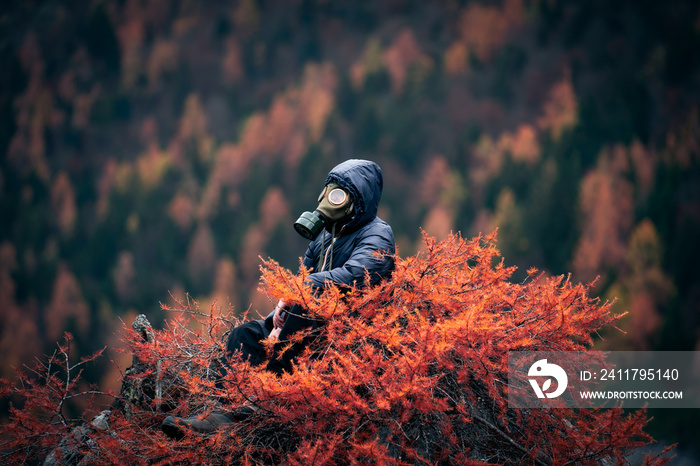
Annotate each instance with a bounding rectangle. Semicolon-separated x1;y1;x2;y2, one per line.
162;159;395;437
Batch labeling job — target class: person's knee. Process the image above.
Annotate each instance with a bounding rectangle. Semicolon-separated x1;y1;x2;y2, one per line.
226;326;247;355
228;320;263;346
225;320;269;367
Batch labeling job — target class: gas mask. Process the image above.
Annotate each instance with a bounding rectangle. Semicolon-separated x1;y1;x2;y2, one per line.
294;183;354;240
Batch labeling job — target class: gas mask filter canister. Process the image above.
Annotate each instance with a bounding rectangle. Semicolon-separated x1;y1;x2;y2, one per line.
294;184;353;240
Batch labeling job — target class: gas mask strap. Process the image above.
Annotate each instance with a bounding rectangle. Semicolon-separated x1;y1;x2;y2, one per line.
328;222;336;270
320;223;337;272
317;231;327;272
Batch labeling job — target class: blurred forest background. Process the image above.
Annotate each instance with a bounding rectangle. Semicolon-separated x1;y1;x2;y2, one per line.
1;0;699;458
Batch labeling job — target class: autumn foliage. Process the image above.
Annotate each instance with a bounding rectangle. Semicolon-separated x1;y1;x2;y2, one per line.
0;233;669;464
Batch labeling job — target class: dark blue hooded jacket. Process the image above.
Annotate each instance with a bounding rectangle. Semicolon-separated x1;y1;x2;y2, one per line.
302;159;395;289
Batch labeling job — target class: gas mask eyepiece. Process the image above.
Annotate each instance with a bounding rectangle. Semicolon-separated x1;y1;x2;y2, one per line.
294;184;353;240
325;187;348;206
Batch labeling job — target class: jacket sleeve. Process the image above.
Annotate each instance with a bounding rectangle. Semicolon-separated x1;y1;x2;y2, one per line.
307;222;394;289
265;242;317;320
302;241;316;271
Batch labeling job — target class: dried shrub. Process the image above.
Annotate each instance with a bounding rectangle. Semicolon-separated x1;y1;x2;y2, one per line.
0;233;671;465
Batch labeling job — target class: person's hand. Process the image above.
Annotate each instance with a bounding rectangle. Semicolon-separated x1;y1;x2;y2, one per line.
272;300;288;330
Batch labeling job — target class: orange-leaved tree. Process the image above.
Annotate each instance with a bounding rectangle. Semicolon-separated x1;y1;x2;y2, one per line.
1;232;671;464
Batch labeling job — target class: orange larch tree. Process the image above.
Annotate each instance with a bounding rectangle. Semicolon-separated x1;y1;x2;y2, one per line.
1;232;671;465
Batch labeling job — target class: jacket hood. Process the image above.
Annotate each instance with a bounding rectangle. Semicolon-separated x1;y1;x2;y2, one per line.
324;159;383;232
